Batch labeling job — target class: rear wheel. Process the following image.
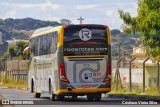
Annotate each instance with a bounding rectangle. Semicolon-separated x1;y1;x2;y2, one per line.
87;94;94;101
55;95;64;101
34;92;41;98
72;95;77;100
50;93;56;101
94;93;102;101
33;82;41;98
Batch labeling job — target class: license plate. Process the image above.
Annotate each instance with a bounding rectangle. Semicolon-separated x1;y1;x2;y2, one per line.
81;84;92;88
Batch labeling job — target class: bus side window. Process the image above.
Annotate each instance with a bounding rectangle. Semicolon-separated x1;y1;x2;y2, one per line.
43;35;47;55
48;34;52;54
38;37;40;56
50;32;58;54
31;38;36;57
30;39;34;57
39;36;43;56
35;37;39;56
48;34;51;54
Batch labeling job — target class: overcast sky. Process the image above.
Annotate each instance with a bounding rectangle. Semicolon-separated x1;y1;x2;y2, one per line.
0;0;138;30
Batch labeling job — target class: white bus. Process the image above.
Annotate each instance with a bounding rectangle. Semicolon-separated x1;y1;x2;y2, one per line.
27;24;112;101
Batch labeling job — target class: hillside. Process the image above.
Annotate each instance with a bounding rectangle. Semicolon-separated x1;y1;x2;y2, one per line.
111;29;140;57
0;18;61;40
0;18;140;57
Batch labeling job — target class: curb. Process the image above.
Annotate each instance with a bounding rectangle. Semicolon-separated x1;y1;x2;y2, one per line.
108;94;160;100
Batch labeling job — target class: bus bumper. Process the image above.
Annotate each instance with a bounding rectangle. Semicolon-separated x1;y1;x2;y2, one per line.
55;88;111;95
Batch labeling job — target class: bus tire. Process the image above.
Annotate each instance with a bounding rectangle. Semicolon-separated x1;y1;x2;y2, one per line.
94;93;102;101
55;95;64;101
72;95;77;100
50;94;56;101
32;80;41;98
34;93;41;98
87;94;94;101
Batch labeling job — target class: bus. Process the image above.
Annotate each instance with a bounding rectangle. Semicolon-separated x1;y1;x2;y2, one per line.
28;24;112;101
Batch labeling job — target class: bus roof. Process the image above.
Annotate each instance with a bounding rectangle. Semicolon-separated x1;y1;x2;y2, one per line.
30;24;109;39
30;26;63;39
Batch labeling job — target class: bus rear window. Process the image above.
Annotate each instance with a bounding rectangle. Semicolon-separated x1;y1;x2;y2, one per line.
64;26;108;56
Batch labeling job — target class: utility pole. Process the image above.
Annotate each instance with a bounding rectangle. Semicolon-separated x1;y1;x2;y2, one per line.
77;16;85;24
118;42;121;59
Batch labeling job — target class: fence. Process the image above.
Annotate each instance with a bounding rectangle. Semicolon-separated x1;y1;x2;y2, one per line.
0;59;29;83
0;71;5;83
112;58;160;93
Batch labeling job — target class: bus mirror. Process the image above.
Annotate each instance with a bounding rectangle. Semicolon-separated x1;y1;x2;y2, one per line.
23;47;30;60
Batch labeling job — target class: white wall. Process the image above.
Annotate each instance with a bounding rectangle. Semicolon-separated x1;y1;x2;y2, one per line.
112;68;143;84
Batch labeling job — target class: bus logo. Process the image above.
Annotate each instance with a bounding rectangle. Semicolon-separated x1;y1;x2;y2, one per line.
79;28;92;41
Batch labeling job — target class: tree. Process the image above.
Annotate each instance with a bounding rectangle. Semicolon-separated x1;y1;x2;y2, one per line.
0;19;3;25
8;46;16;58
118;0;160;61
15;41;29;56
2;41;29;59
60;19;71;25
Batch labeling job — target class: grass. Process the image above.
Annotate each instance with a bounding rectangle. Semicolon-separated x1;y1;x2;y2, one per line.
109;84;160;96
108;84;160;100
110;76;160;96
0;75;28;90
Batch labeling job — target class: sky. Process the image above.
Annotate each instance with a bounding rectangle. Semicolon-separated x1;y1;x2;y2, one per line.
0;0;138;30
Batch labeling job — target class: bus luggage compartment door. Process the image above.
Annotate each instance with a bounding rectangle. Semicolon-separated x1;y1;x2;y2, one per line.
64;57;107;89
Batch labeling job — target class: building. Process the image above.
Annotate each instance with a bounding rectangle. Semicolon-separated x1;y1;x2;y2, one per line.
132;45;146;59
131;45;160;87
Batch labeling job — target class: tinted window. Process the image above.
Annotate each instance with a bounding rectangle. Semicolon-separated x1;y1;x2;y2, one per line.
64;26;108;56
30;31;58;56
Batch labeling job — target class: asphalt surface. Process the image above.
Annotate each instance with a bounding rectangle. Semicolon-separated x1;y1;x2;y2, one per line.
1;87;160;107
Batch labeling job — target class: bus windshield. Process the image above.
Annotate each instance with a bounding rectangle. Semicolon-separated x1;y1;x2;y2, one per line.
64;26;108;56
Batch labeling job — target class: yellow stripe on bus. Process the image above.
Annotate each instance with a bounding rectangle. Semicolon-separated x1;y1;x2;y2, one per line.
56;88;111;94
57;27;64;47
106;26;111;45
31;26;63;39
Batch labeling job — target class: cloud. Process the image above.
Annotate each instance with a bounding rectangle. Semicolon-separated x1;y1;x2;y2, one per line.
75;4;98;10
1;0;60;12
15;1;59;12
0;0;138;29
105;10;113;17
3;10;17;19
15;1;59;11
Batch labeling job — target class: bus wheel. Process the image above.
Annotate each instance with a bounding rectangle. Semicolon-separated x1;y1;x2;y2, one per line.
33;81;41;98
72;95;77;100
87;94;94;101
94;93;102;101
34;93;41;98
55;95;64;101
50;94;56;101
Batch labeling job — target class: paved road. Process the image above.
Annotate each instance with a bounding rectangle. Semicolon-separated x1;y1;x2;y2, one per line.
0;87;159;107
